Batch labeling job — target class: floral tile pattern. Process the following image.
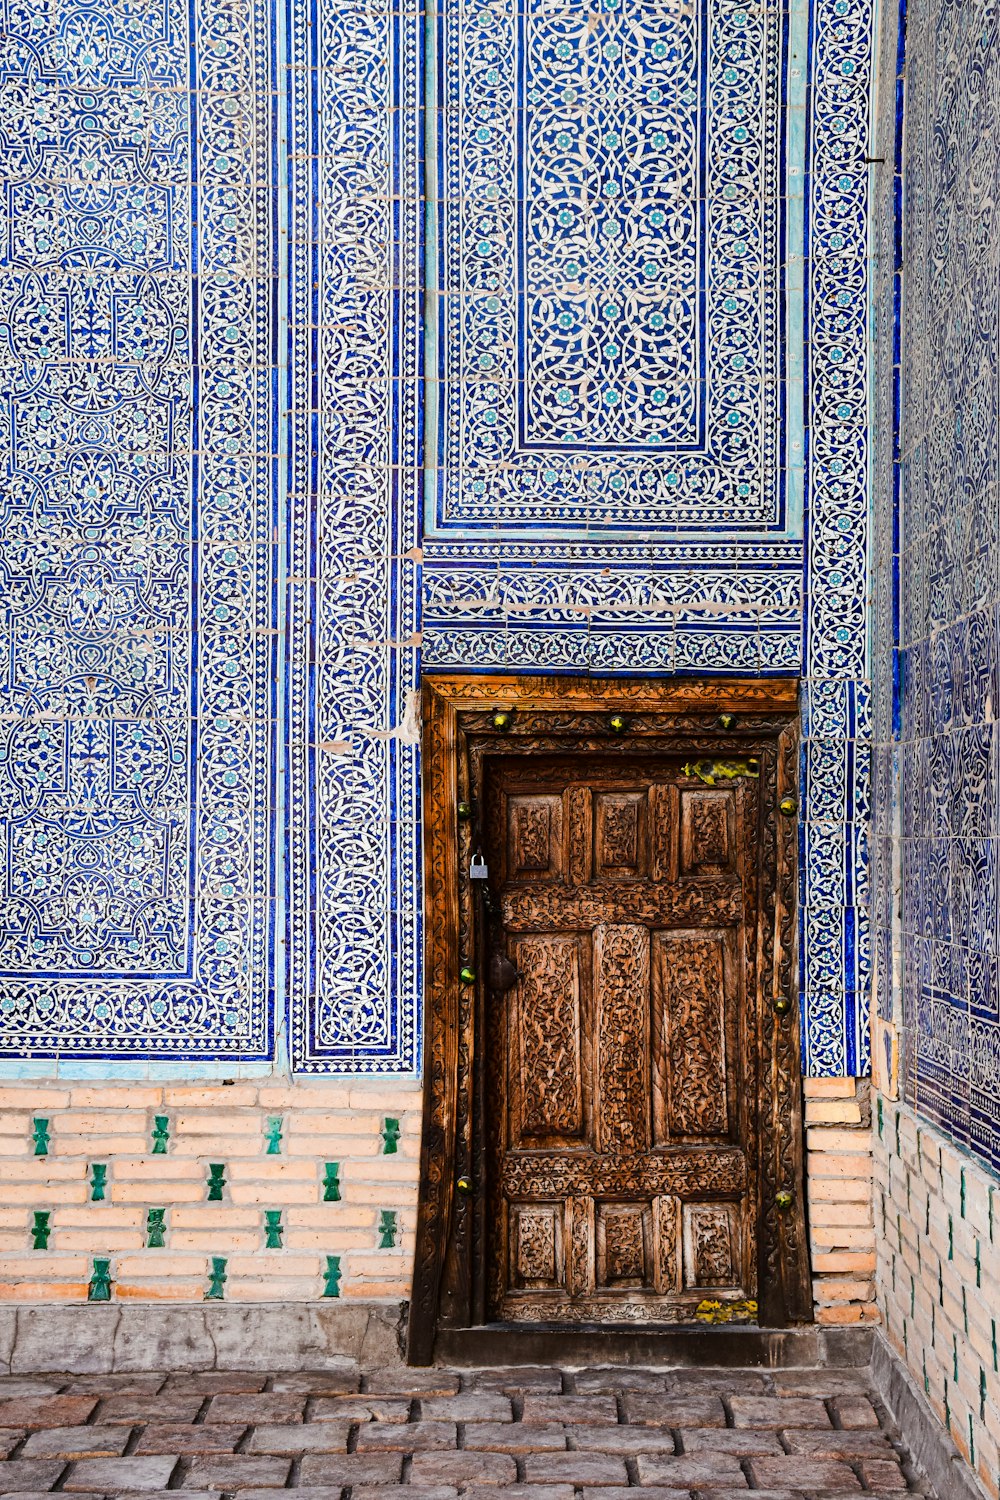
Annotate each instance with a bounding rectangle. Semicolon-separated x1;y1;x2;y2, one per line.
873;0;1000;1170
0;0;275;1057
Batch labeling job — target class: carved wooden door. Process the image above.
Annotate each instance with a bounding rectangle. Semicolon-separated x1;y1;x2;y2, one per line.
483;755;759;1323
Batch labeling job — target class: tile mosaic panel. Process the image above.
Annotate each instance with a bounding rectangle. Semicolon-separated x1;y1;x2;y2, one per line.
0;0;875;1076
0;0;275;1057
286;0;873;1074
799;0;874;1075
871;0;1000;1169
428;0;786;532
420;0;809;680
420;543;805;675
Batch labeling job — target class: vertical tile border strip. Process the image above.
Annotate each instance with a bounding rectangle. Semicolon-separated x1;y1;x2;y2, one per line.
803;0;874;1074
286;0;422;1073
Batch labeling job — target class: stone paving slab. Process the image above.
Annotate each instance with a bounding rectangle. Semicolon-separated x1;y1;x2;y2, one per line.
465;1369;563;1394
678;1427;785;1454
0;1362;935;1496
246;1422;351;1454
134;1424;247;1455
409;1450;518;1484
60;1456;178;1491
97;1394;204;1424
420;1395;514;1422
311;1395;411;1423
522;1451;630;1485
463;1421;567;1452
573;1427;679;1453
634;1452;750;1486
354;1419;456;1450
750;1454;864;1489
729;1396;834;1428
462;1488;573;1500
182;1453;292;1489
624;1393;727;1426
0;1462;66;1493
19;1428;130;1461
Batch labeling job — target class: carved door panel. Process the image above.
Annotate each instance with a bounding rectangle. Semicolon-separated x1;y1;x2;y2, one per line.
484;758;758;1323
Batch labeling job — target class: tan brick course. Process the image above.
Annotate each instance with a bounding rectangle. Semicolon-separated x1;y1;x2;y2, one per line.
876;1094;1000;1499
0;1077;421;1302
804;1076;878;1326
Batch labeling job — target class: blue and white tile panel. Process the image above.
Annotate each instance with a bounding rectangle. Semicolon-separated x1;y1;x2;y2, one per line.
0;0;874;1075
0;0;276;1059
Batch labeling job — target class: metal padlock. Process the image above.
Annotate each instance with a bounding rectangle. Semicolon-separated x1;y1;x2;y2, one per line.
469;853;489;880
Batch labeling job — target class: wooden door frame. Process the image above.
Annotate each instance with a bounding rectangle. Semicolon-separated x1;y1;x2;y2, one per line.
408;674;810;1364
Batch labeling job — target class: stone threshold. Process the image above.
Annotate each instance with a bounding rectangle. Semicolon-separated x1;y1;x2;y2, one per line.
435;1323;874;1369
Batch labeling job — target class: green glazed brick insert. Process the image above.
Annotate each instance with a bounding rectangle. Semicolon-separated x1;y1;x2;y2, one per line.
31;1212;50;1250
323;1162;341;1202
88;1258;112;1302
207;1163;226;1201
146;1209;167;1248
381;1117;400;1154
377;1209;398;1249
206;1257;227;1300
264;1210;283;1249
151;1116;170;1154
31;1119;49;1157
90;1164;107;1202
265;1116;283;1155
323;1255;342;1298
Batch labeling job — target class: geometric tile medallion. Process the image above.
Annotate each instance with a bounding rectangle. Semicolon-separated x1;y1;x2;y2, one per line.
0;0;275;1056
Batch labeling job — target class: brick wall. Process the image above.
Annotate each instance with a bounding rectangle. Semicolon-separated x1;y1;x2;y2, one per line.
0;1081;421;1303
875;1094;1000;1497
804;1077;879;1326
0;1076;878;1323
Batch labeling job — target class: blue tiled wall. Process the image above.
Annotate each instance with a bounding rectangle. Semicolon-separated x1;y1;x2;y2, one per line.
873;0;1000;1171
0;0;875;1078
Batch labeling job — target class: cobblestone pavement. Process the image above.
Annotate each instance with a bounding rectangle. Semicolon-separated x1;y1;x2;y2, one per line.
0;1364;934;1499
